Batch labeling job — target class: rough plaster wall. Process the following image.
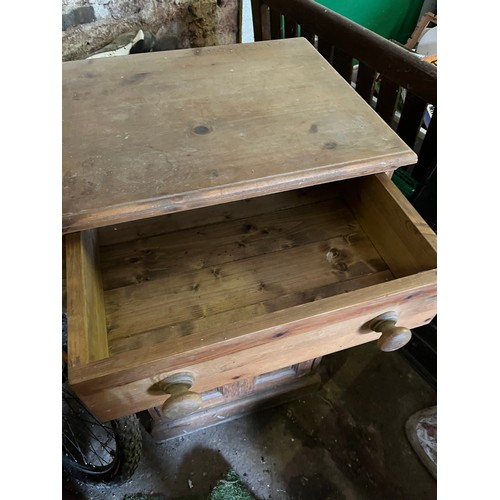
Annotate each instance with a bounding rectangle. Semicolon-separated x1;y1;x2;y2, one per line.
62;0;240;61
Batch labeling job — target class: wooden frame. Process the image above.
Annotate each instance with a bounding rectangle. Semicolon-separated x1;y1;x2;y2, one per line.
63;37;436;426
67;174;436;421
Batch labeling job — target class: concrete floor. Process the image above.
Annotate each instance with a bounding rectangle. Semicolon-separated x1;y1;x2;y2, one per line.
63;342;436;500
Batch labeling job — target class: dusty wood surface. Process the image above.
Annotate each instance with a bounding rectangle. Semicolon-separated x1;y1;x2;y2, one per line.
62;38;416;234
67;176;436;421
250;0;437;183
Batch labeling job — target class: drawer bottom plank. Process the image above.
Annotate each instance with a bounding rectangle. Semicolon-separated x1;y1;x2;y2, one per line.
108;269;393;355
102;191;393;351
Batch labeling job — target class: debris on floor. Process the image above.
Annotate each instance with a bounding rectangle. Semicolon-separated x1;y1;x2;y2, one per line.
119;469;253;500
405;406;437;479
123;495;166;500
209;469;255;500
63;343;437;500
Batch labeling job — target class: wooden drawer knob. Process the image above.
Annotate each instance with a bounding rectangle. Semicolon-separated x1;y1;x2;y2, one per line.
157;373;202;420
369;312;412;352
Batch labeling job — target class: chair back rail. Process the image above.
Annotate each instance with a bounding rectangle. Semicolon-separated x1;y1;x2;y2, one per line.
251;0;436;104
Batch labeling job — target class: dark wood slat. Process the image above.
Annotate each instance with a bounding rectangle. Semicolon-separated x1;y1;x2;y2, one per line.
332;47;353;83
251;0;264;41
269;8;282;39
298;25;315;46
375;77;400;126
284;16;298;38
411;109;436;183
260;4;272;40
317;37;332;64
410;164;436;231
355;62;376;104
396;92;427;148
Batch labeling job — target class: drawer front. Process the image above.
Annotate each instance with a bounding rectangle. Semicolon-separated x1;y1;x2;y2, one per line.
66;173;437;421
70;273;435;421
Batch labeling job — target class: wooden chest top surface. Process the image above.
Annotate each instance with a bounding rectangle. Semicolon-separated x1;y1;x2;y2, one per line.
62;38;416;234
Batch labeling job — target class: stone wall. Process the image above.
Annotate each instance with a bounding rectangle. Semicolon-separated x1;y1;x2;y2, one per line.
62;0;241;61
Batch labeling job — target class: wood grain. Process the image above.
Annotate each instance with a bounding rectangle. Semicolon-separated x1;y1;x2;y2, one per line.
62;38;416;234
66;175;436;420
69;271;436;421
65;230;109;366
97;185;392;346
97;183;336;247
342;173;437;278
149;370;321;442
98;197;370;289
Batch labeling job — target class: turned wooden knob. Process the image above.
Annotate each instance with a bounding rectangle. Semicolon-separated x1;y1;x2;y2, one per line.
157;373;202;420
369;312;412;352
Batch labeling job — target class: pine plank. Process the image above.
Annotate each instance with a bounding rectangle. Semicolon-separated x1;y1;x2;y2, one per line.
97;183;336;246
104;229;388;341
108;270;393;355
62;38;416;234
65;230;109;366
69;271;436;421
99;198;356;289
342;174;437;278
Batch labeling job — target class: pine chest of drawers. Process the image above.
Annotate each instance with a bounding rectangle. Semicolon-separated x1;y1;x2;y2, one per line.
63;38;436;431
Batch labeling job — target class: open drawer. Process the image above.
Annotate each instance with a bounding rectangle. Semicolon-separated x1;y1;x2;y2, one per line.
66;173;436;421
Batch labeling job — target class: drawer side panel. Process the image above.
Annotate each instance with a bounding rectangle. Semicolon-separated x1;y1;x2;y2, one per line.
66;230;109;365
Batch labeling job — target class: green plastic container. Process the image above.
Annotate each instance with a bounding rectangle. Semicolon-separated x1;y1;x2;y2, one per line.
392;168;418;199
315;0;424;44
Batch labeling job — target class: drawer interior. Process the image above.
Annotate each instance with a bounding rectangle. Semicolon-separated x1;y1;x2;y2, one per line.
66;173;436;367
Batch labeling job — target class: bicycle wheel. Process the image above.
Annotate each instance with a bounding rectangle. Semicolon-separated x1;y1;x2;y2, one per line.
62;381;142;484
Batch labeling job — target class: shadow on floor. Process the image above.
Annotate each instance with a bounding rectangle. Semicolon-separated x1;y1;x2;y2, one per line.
63;342;436;500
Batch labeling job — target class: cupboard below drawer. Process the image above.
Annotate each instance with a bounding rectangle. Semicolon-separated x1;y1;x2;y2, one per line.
66;173;436;421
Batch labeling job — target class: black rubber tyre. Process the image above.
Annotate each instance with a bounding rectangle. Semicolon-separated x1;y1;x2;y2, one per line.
62;312;142;485
62;381;142;485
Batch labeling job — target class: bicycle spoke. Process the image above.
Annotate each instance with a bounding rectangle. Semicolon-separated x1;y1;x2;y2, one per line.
62;415;89;466
62;381;128;475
